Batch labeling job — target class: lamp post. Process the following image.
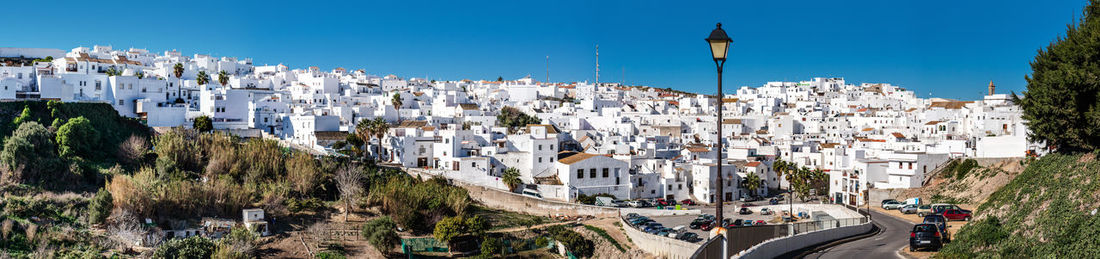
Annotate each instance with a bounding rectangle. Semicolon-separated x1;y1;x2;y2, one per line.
707;23;732;226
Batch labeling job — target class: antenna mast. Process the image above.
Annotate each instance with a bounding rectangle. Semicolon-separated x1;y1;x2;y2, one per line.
595;44;600;85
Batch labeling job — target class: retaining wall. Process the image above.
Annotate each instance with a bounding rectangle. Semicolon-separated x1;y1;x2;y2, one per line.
620;216;701;259
620;208;701;217
732;221;873;259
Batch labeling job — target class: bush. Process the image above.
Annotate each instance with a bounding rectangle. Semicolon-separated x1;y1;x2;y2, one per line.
314;251;346;259
193;116;213;133
88;187;113;224
535;236;550;248
480;237;503;256
361;216;399;254
153;236;215;259
56;116;100;158
546;225;593;258
286;197;325;213
1;121;62;184
953;159;978;180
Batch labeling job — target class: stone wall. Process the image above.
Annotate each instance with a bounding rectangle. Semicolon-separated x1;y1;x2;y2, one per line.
620;216;701;259
454;179;620;217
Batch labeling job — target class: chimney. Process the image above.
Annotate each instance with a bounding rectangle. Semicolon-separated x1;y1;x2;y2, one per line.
988;81;995;96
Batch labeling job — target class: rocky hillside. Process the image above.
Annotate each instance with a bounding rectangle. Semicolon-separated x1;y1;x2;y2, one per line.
937;153;1100;258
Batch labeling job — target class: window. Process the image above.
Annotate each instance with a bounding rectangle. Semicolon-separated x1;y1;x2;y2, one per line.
898;162;902;169
551;144;554;150
668;184;673;191
538;157;542;163
908;163;913;169
118;100;123;105
577;169;584;179
590;169;596;178
538;144;542;150
602;168;609;178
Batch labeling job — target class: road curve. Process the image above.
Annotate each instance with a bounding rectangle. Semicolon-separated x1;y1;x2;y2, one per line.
801;209;914;259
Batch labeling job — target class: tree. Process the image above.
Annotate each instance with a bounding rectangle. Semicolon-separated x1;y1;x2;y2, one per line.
335;166;363;222
136;71;145;79
361;216;399;254
345;134;364;158
391;93;402;108
742;173;762;196
153;236;215;259
370;117;390;161
354;119;373;161
218;70;229;86
118;134;150;166
173;63;184;78
785;166;827;202
196;70;210;86
193;116;213;132
497;76;503;82
88;187;113;225
1018;1;1100;152
433;216;465;245
11;105;31;126
496;106;542;134
56;116;99;158
502;167;522;192
464;215;490;237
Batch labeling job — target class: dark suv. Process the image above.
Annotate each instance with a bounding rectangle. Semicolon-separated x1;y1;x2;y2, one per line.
909;223;943;251
922;214;951;242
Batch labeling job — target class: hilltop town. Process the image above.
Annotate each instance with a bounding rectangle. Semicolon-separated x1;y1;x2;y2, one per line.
0;46;1038;207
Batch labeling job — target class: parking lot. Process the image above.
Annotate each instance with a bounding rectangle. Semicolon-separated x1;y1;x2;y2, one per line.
626;198;867;242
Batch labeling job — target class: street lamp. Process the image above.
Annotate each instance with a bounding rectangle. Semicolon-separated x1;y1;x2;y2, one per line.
707;23;732;226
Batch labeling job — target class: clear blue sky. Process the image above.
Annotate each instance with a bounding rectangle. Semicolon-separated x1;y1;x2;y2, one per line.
2;0;1084;99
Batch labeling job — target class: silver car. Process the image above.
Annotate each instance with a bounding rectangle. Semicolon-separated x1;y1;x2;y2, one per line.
882;201;905;210
899;204;919;214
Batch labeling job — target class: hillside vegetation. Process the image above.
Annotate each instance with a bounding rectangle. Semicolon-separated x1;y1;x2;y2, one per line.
937;153;1100;258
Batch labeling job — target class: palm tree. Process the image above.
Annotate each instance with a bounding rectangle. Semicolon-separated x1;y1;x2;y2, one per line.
172;63;185;102
217;70;229;86
196;71;210;85
370;117;390;162
771;159;789;182
173;63;184;79
743;173;762;197
391;93;403;108
502;167;522;192
355;119;373;161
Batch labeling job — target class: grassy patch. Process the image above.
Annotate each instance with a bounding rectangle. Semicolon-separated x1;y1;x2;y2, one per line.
470;205;552;231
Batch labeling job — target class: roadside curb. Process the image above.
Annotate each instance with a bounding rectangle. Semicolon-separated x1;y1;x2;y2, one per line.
786;221;883;258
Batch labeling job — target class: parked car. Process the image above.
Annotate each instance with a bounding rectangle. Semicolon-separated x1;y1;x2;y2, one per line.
697;214;716;221
755;220;766;225
680;199;697;205
689;219;710;229
882;200;905;210
931;203;962;215
881;199;899;206
729;219;743;228
627;200;652;208
769;198;780;205
739;208;753;215
900;204;919;214
625;213;641;219
742;220;753;226
922;215;951;242
678;232;702;243
917;204;933;217
700;221;716;231
760;208;774;215
909;223;943;251
941;209;973;221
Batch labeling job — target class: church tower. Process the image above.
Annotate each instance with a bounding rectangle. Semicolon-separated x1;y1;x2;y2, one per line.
988;81;995;96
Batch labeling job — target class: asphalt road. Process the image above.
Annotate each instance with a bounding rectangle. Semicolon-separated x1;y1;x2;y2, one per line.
802;209;914;259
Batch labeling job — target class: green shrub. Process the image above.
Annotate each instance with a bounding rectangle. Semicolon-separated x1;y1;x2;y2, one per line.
88;187;112;224
546;225;593;258
361;216;399;253
153;236;215;259
56;116;100;158
286;198;325;213
953;159;978;180
480;237;503;256
314;251;346;259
